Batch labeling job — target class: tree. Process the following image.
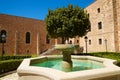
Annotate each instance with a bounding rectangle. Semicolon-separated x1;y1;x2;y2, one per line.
45;4;90;43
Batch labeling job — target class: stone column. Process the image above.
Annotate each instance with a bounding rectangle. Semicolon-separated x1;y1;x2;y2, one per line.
15;31;18;55
113;0;119;52
55;39;57;45
37;32;40;55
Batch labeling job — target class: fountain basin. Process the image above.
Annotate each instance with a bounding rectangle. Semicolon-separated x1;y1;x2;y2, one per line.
31;58;104;72
17;55;120;80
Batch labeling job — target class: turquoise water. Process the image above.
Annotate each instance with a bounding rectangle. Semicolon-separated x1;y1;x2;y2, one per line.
32;59;104;72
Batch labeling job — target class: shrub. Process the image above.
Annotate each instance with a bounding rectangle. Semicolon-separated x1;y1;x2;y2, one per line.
0;59;22;74
0;55;31;61
0;55;31;74
88;52;120;67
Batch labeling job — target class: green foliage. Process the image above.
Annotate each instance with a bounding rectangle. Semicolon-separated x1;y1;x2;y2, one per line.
0;60;22;74
0;55;31;61
0;55;31;74
45;4;90;39
89;52;120;67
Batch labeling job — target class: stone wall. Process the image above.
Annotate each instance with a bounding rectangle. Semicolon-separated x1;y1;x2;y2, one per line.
80;0;117;52
116;0;120;52
0;14;56;55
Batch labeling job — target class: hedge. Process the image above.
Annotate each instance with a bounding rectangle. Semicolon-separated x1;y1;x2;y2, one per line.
0;55;31;74
0;59;22;74
0;55;31;61
88;52;120;67
72;52;120;67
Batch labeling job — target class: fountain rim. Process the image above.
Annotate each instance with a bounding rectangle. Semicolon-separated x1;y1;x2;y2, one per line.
54;44;75;50
17;55;120;80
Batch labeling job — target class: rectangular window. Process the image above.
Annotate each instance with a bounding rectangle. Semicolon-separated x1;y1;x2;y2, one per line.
77;40;79;43
97;8;100;13
98;22;102;29
89;40;91;45
99;39;102;45
89;25;91;31
88;13;90;17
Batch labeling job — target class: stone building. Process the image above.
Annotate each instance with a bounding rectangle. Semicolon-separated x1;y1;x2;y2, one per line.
0;14;58;55
80;0;120;52
1;0;120;54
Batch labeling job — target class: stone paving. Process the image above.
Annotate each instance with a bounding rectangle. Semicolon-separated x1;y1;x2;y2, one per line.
0;72;18;80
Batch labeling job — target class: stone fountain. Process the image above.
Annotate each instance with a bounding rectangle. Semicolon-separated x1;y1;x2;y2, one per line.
17;47;120;80
54;44;74;72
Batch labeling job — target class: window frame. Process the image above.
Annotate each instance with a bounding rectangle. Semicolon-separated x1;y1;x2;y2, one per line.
99;39;102;45
98;22;102;29
46;35;50;44
89;40;91;45
26;32;30;44
97;8;100;13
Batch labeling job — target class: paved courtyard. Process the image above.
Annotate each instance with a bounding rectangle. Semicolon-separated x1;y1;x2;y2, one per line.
0;72;18;80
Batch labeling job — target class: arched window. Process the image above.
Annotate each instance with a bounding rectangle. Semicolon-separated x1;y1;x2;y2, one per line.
26;32;30;44
99;38;102;45
70;40;72;44
0;30;7;43
77;40;79;43
46;35;50;44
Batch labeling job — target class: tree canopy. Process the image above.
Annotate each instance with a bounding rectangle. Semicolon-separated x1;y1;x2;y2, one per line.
45;4;90;39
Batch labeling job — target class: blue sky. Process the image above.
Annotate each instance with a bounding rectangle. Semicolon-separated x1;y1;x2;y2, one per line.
0;0;94;20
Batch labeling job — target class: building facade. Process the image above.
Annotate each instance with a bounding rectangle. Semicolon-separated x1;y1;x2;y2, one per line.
0;14;58;55
80;0;120;52
1;0;120;54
